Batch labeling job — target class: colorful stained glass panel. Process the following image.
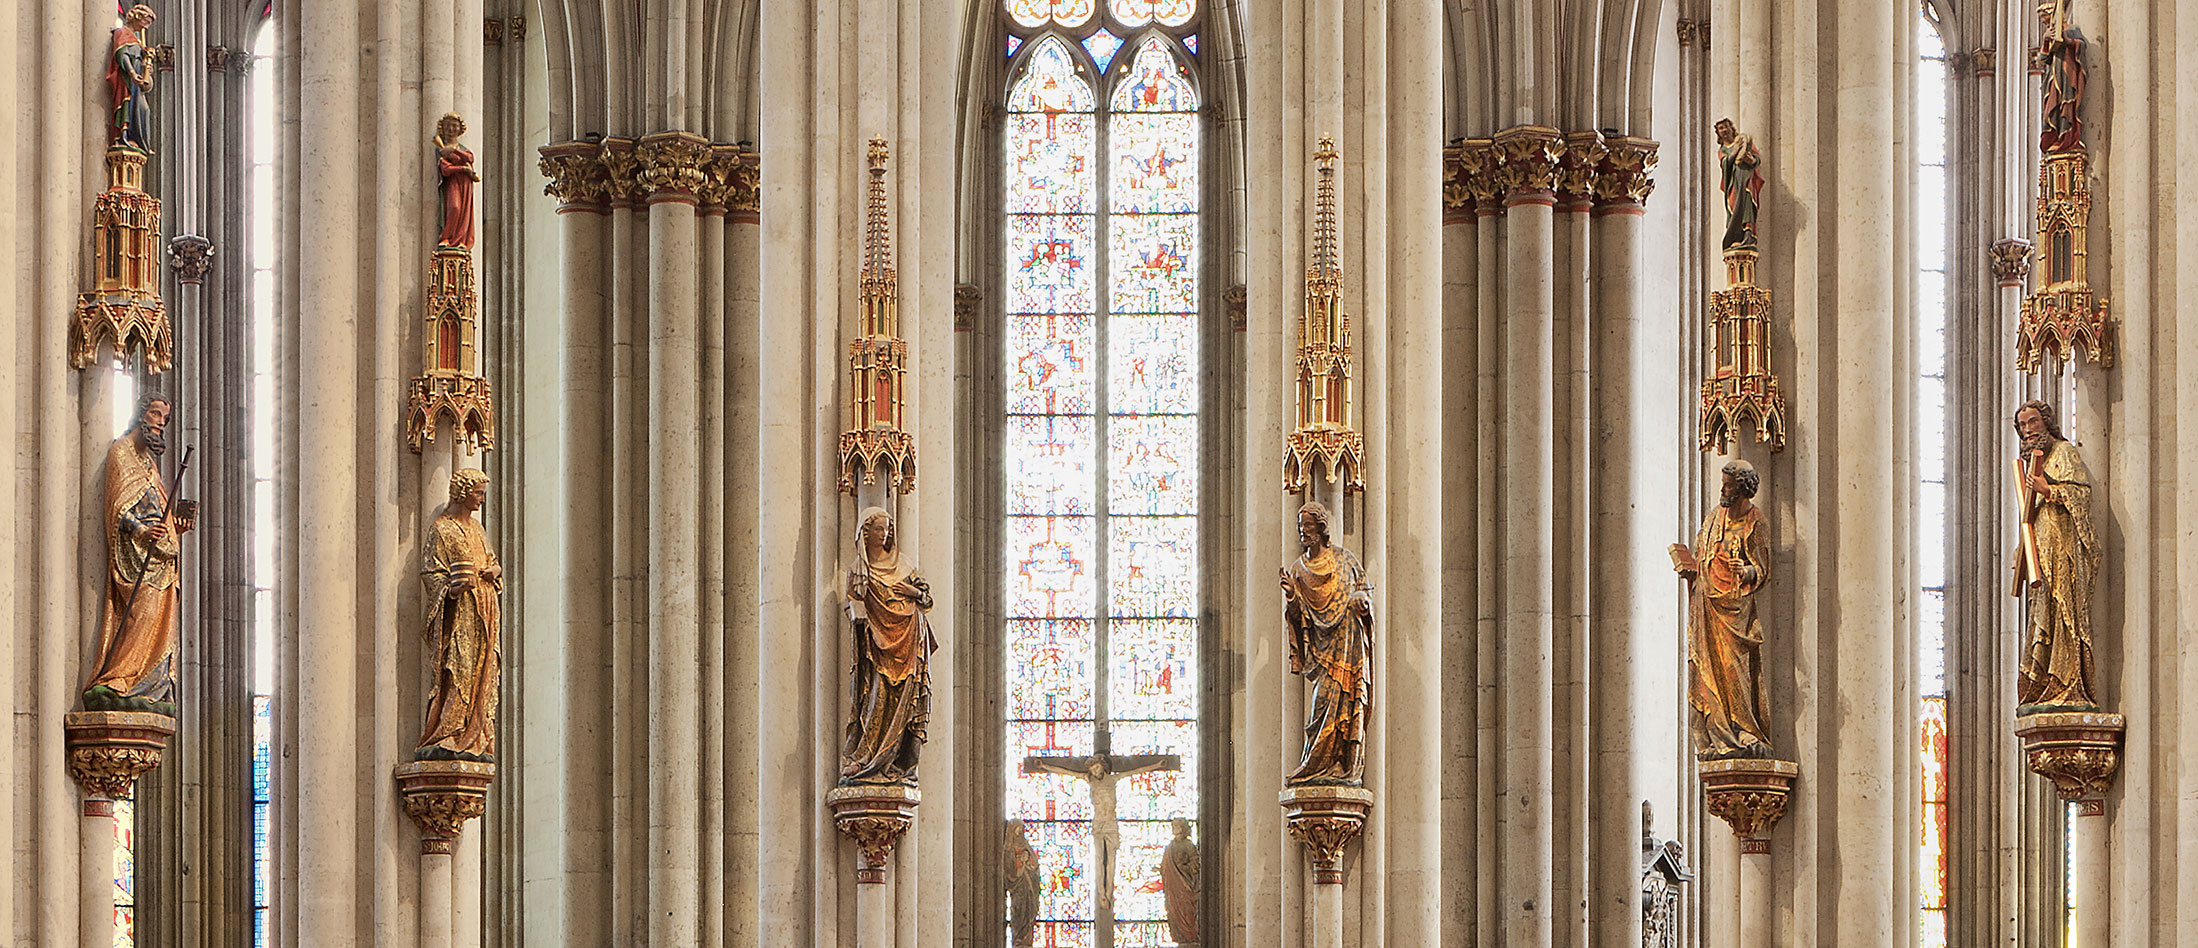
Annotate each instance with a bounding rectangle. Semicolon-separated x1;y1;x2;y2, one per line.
1109;0;1196;28
1028;820;1097;918
1109;618;1197;717
1110;40;1195;111
1112;720;1198;820
1034;922;1094;948
1009;214;1097;314
1009;37;1097;112
1084;28;1125;72
1008;515;1097;618
1108;214;1196;313
1009;721;1097;818
1113;819;1180;921
1107;416;1198;514
1008;415;1097;516
1008;314;1095;415
1108;522;1196;618
1009;0;1097;29
1008;113;1095;214
1108;313;1197;414
1006;620;1097;720
1007;34;1024;57
1110;114;1199;213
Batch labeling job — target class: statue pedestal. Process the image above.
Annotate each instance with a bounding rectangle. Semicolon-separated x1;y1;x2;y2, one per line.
2018;710;2123;948
828;785;919;948
1279;784;1372;948
1699;757;1797;948
394;760;495;948
64;710;174;948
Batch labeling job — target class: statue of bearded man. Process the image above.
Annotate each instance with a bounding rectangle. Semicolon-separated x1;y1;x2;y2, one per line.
85;395;191;713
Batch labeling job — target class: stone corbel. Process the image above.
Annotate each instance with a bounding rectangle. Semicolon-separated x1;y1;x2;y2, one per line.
826;785;921;884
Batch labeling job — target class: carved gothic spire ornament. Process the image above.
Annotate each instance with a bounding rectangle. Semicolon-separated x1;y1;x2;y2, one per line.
838;139;917;494
73;4;170;373
1698;121;1788;453
2019;0;2114;370
407;114;496;453
1283;137;1365;494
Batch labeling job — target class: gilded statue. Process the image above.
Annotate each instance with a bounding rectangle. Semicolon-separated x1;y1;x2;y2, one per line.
1158;817;1200;946
2012;401;2098;711
1675;460;1772;760
1279;500;1374;785
1714;118;1763;252
107;5;157;153
85;395;192;714
1004;819;1041;948
435;113;479;250
840;506;938;785
2037;6;2087;154
417;468;503;761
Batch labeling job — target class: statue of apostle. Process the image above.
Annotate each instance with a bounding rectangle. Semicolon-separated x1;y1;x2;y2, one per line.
840;506;938;785
434;113;478;250
107;5;157;153
1278;500;1374;785
1158;817;1201;946
1714;118;1763;252
1004;819;1041;948
416;468;503;761
1676;459;1772;760
2037;5;2087;154
2012;400;2098;711
85;395;191;713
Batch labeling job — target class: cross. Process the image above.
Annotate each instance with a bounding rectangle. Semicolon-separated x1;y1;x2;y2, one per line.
1022;749;1181;947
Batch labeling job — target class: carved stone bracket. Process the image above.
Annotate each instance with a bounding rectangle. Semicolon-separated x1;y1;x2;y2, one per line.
1991;237;2035;287
407;374;497;453
1492;126;1565;202
1279;785;1373;884
1594;137;1660;210
826;784;920;884
1698;757;1799;840
1224;283;1247;332
63;710;176;803
393;759;495;855
2015;710;2125;802
169;234;214;285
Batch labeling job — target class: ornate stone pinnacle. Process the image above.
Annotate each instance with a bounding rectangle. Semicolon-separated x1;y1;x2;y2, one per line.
1309;136;1340;287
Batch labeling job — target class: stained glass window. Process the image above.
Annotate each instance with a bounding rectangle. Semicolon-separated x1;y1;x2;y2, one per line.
1916;10;1950;948
1004;8;1200;947
248;21;278;948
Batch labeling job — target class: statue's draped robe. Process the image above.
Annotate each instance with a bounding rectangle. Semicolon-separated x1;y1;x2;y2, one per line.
1283;544;1372;783
1005;827;1041;947
2040;29;2086;153
840;549;935;783
1159;833;1199;944
1687;504;1771;758
2020;439;2098;708
87;437;178;699
1718;135;1763;251
419;513;501;758
106;25;150;151
437;144;477;249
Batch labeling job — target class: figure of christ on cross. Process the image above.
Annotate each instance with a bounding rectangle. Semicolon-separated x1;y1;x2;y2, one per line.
1022;750;1182;946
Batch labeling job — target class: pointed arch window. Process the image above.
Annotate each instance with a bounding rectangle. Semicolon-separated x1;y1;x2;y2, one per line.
1001;6;1204;947
1916;7;1951;948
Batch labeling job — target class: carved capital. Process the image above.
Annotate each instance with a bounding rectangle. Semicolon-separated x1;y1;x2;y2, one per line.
1556;131;1606;205
1278;785;1372;885
63;711;176;801
1594;137;1660;208
206;44;230;72
511;16;528;41
484;17;504;45
1697;757;1799;840
1676;18;1699;47
1453;138;1502;212
1972;46;1997;77
1991;237;2035;286
151;44;176;72
827;785;921;884
2016;711;2125;801
394;760;496;854
637;131;712;201
955;283;981;332
1224;283;1247;332
168;234;214;285
1442;140;1470;214
1492;126;1566;201
599;138;646;204
539;141;612;210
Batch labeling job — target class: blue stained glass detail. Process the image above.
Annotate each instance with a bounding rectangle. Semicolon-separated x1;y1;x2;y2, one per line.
1007;34;1024;57
1110;39;1195;112
1183;34;1197;54
1084;28;1125;71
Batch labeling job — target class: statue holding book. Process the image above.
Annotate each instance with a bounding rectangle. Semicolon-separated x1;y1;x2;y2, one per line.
1674;460;1772;760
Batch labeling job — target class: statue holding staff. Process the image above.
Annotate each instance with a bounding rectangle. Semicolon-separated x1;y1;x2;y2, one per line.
107;5;157;153
1715;118;1764;252
85;394;193;713
2010;400;2098;710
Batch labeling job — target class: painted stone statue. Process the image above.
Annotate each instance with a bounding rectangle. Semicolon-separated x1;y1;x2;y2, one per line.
2012;400;2098;710
840;506;938;785
85;395;191;713
1676;459;1772;760
2037;10;2087;154
1005;819;1041;948
1714;118;1763;252
417;468;503;761
1158;817;1200;946
435;113;479;250
1279;500;1374;785
107;5;157;153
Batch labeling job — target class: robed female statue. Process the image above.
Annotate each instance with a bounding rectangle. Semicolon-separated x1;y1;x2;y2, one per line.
417;468;503;761
840;506;938;785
